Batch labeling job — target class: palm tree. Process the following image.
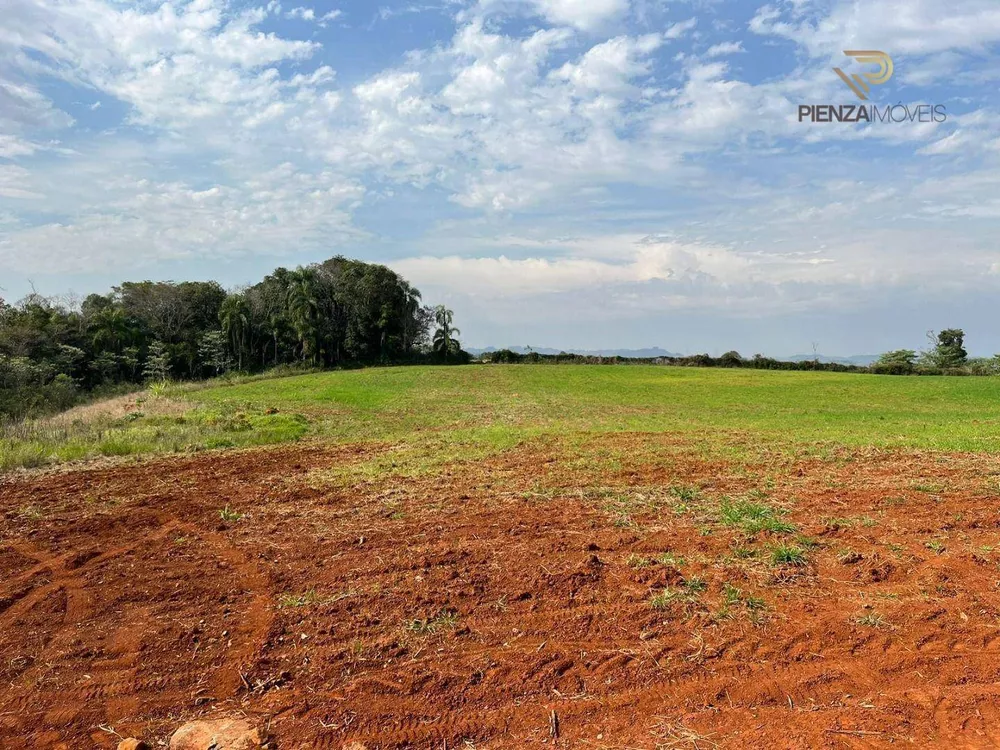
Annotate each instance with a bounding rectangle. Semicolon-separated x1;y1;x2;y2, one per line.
287;270;321;364
220;294;250;371
267;310;285;366
432;305;461;359
91;307;135;354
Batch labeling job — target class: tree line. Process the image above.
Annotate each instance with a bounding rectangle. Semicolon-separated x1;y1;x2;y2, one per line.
0;256;466;420
484;349;866;369
484;329;1000;375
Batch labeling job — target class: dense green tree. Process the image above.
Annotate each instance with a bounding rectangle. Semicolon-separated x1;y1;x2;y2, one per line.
877;350;918;367
198;330;231;376
89;306;139;356
719;351;743;367
873;349;918;375
934;329;968;368
143;340;172;382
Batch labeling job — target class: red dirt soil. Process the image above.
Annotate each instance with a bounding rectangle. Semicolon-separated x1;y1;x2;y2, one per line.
2;436;1000;749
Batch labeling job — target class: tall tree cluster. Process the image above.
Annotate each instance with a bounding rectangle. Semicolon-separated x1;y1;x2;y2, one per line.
0;256;456;419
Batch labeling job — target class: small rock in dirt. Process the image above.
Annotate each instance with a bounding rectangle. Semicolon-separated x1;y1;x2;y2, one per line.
341;743;369;750
117;740;149;750
169;718;264;750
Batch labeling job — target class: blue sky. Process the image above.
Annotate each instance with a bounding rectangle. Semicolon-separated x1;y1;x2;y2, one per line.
1;0;998;355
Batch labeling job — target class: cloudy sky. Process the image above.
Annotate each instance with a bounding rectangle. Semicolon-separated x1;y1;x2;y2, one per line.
1;0;998;355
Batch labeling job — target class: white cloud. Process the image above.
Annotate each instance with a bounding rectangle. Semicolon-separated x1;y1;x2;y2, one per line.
918;109;1000;155
0;81;74;134
553;33;661;92
0;163;366;272
395;238;752;296
0;0;320;132
664;18;697;40
0;135;41;159
391;222;1000;321
286;7;316;20
0;165;43;199
532;0;630;31
285;6;340;23
471;0;630;32
750;0;1000;58
706;41;744;57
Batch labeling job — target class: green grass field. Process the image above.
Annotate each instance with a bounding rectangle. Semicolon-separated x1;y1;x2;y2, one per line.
191;365;1000;450
4;365;1000;472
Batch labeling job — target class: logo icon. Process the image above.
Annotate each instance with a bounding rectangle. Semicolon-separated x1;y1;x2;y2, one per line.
833;50;893;101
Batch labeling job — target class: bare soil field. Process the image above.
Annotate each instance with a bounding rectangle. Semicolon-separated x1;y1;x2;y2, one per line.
2;434;1000;749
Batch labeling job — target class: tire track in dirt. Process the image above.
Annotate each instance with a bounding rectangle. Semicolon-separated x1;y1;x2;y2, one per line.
0;511;276;746
0;521;181;741
169;519;276;696
307;708;515;749
0;520;182;630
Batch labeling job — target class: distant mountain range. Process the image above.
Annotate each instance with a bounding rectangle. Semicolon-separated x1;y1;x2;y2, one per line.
466;346;880;365
466;346;683;358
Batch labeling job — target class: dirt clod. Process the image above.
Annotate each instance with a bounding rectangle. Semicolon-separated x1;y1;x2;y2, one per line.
169;718;263;750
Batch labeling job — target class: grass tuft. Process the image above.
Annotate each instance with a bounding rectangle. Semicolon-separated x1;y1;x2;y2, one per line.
719;499;796;536
657;552;686;567
650;578;707;610
650;589;684;610
770;544;807;566
683;576;708;594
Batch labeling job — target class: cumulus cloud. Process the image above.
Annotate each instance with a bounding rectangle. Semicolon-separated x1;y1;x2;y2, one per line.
0;162;366;272
532;0;630;31
0;0;321;132
286;7;316;20
469;0;630;31
664;18;697;40
391;223;1000;321
706;41;744;57
750;0;1000;58
394;238;752;296
286;6;341;23
0;81;74;138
